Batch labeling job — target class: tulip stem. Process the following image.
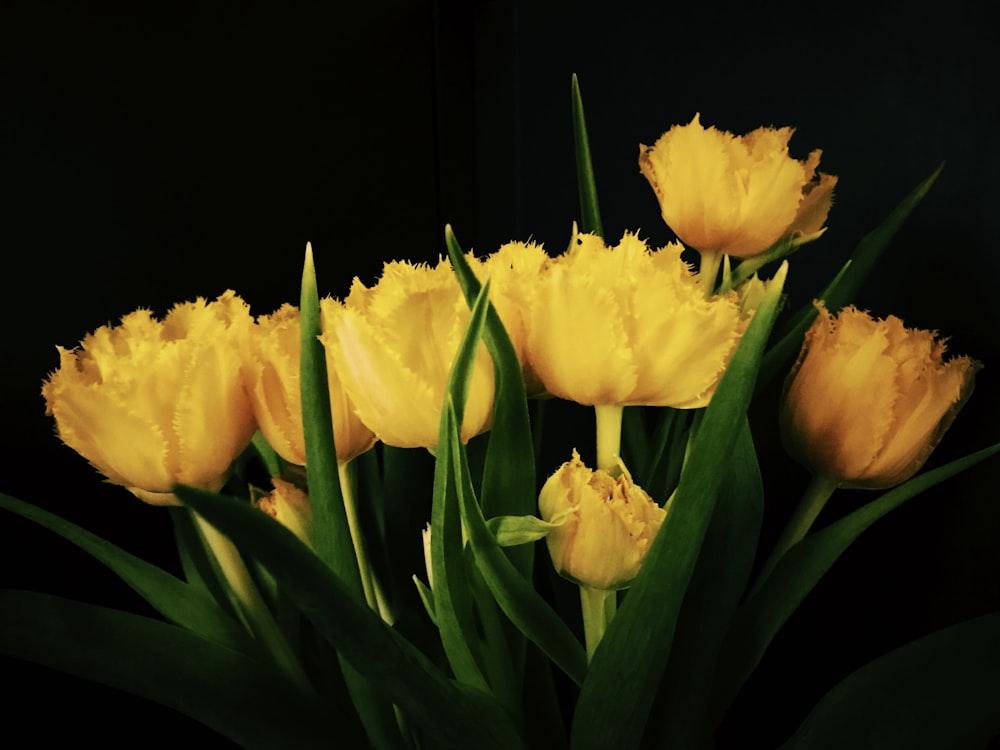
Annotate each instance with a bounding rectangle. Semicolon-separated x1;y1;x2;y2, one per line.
751;474;838;597
192;512;311;690
339;460;392;623
699;250;723;296
580;585;616;662
595;404;624;472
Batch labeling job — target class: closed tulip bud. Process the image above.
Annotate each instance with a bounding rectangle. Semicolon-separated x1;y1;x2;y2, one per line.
639;113;837;258
781;303;981;489
245;304;376;465
538;450;665;591
42;291;256;505
255;477;314;549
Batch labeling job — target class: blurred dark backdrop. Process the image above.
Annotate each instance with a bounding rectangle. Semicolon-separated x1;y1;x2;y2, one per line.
2;1;997;746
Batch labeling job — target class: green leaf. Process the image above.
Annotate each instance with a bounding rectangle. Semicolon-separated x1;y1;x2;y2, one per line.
780;612;1000;749
646;419;764;748
571;73;604;237
0;493;250;653
437;275;588;687
445;401;588;687
299;243;362;593
0;589;343;750
710;440;1000;725
176;485;524;750
570;262;788;750
430;279;492;692
760;164;942;388
446;226;536;578
487;514;565;547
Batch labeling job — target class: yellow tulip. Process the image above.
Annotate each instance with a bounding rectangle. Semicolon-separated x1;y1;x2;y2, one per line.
780;303;980;489
255;476;314;549
42;291;256;505
245;304;376;465
320;258;495;450
639;113;837;258
538;450;665;591
526;230;749;408
481;240;550;396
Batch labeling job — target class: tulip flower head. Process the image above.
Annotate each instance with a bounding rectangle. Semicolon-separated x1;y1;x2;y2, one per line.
781;303;980;489
639;114;837;258
42;291;256;505
526;230;749;408
481;240;550;396
245;304;376;465
539;450;666;591
320;258;495;450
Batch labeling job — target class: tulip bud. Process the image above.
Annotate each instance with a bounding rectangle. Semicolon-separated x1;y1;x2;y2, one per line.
254;477;314;549
781;303;981;489
538;450;665;591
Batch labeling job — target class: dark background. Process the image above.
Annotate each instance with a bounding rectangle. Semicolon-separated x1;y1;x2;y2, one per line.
2;1;998;746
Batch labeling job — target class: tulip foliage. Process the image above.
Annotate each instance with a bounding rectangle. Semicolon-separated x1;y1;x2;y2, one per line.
3;76;1000;749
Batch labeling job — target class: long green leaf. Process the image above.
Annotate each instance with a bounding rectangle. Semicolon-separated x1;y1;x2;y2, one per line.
446;398;588;686
0;493;250;653
301;245;402;748
438;264;588;687
430;279;492;691
760;165;942;387
446;226;536;578
646;418;764;748
174;487;523;750
0;589;341;750
781;612;1000;749
570;262;788;750
300;244;362;591
571;73;604;237
710;440;1000;725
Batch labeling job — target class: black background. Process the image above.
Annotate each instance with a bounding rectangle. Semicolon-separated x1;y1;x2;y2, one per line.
2;1;998;746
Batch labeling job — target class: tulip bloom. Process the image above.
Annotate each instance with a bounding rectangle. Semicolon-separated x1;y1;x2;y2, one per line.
526;231;749;408
639;114;837;258
245;304;376;465
42;291;256;505
320;258;495;450
481;240;550;396
781;304;980;489
539;450;665;591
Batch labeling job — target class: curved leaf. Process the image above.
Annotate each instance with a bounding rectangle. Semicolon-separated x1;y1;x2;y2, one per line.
0;493;250;653
175;485;524;750
710;440;1000;724
0;589;341;750
781;613;1000;749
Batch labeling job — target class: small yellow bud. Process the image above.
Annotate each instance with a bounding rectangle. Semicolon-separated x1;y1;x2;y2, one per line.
255;477;314;549
538;450;666;591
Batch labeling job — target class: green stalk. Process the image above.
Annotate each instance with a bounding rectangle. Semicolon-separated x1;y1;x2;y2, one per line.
751;474;838;596
699;250;723;296
338;460;391;622
580;586;616;662
595;403;624;473
192;512;310;690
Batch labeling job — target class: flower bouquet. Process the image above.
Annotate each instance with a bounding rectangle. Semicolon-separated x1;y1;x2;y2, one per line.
2;76;998;749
